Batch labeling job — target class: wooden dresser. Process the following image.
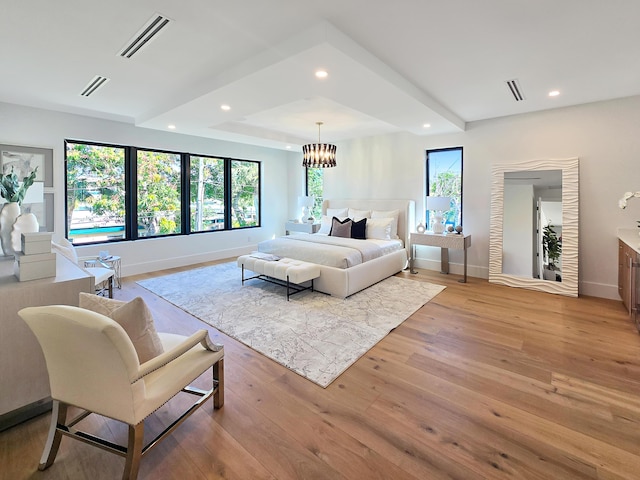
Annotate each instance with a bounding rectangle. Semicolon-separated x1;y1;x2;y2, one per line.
0;254;93;431
618;229;639;331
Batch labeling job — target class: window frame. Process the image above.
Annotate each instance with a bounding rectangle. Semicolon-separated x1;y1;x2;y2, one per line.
64;139;261;245
426;147;463;229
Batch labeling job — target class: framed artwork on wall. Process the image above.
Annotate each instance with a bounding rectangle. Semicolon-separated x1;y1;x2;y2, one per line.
0;143;53;187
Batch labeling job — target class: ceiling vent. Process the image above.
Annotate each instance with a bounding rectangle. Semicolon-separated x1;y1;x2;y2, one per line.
505;79;525;101
118;14;171;59
80;75;110;97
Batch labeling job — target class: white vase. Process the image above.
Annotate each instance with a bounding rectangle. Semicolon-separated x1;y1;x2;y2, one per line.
0;202;21;256
11;212;39;252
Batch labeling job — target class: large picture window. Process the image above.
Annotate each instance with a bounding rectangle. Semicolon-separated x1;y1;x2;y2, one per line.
136;149;182;238
190;156;225;232
230;160;260;228
65;142;126;244
65;140;260;244
306;167;323;220
426;147;463;230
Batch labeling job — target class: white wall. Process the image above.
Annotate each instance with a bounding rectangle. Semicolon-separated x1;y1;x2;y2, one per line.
0;102;296;276
326;95;640;299
3;95;640;298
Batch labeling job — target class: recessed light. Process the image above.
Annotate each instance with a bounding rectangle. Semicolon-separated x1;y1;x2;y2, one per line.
423;123;431;128
548;90;560;97
315;70;328;79
221;104;231;111
167;124;176;130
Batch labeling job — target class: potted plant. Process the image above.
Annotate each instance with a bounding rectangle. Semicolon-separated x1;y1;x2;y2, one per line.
542;223;562;281
0;166;38;204
0;167;38;256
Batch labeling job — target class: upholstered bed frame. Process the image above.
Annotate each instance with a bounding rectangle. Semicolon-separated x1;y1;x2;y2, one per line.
314;198;415;298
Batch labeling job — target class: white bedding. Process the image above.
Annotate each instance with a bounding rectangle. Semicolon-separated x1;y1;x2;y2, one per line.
257;233;403;269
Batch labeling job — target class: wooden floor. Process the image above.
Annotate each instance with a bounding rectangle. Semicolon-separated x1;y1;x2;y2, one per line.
2;260;640;480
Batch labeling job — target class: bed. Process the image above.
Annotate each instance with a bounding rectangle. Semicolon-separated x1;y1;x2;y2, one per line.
258;199;415;298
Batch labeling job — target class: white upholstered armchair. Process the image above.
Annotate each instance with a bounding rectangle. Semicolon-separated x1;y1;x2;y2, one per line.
19;304;224;480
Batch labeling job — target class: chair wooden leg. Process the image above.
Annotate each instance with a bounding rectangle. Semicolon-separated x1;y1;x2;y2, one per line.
213;359;224;408
39;401;68;470
122;422;144;480
108;275;114;299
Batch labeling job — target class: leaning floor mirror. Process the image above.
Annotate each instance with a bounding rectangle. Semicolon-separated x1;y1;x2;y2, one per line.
489;157;579;297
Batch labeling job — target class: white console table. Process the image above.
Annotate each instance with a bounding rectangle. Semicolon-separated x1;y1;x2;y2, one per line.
410;232;471;283
0;254;93;431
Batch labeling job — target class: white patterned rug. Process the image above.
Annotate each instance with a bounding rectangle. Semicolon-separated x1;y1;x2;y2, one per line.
137;262;445;387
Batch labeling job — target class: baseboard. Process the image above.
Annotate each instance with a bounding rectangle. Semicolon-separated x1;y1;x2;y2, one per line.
0;397;51;432
121;245;255;278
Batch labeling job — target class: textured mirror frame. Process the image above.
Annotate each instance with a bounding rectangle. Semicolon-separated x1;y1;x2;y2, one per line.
489;157;579;297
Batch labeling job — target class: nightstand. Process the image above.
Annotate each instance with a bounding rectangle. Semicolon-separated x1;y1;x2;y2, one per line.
410;232;471;282
285;222;321;234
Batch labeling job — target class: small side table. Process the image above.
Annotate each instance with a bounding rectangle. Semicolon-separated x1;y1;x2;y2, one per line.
84;255;122;289
285;222;321;235
410;233;471;283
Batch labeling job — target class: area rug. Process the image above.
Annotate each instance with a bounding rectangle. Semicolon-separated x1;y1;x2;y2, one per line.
137;262;445;387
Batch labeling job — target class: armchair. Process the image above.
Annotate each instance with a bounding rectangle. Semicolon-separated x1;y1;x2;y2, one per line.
19;305;224;480
51;238;114;298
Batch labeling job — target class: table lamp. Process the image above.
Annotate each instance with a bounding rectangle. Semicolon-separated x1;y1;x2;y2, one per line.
298;195;315;223
426;196;451;234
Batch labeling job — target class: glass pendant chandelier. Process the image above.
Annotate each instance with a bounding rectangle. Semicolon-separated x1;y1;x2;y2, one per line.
302;121;337;168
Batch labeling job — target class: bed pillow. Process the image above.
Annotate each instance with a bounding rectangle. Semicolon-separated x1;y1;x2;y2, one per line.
326;207;348;218
329;216;353;238
317;215;332;235
371;209;400;239
366;217;393;240
348;208;371;220
79;293;164;364
351;218;367;240
318;214;348;235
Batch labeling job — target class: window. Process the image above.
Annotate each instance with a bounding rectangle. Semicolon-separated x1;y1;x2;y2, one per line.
65;140;261;244
65;142;126;244
306;167;323;220
137;149;182;237
190;156;225;232
426;147;463;229
230;160;260;228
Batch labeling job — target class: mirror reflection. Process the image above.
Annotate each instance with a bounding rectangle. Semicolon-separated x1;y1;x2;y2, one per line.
502;170;562;281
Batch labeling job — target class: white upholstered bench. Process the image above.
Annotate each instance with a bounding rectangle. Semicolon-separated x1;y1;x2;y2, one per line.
237;255;321;301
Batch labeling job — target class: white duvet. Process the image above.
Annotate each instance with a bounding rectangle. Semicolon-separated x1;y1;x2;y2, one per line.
257;233;403;269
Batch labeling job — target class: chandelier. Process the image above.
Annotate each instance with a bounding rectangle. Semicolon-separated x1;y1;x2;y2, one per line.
302;122;337;168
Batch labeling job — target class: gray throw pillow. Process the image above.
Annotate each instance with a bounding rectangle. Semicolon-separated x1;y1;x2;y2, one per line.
329;216;353;238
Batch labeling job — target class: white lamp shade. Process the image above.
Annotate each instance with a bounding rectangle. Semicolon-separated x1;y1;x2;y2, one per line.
298;195;315;207
426;196;451;212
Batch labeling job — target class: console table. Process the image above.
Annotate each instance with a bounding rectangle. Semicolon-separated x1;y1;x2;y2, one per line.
0;254;93;431
410;232;471;282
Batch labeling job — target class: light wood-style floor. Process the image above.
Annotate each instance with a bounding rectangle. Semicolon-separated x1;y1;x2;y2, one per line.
2;260;640;480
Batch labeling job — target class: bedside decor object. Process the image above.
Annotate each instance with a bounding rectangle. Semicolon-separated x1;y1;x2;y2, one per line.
447;225;454;233
619;191;640;236
416;222;426;234
455;225;463;234
302;122;337;168
0;166;40;257
426;196;451;234
298;195;316;223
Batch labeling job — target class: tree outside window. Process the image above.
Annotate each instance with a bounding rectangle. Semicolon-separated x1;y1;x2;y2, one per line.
65;142;126;244
231;160;259;228
190;156;225;232
306;168;323;220
137;150;182;237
